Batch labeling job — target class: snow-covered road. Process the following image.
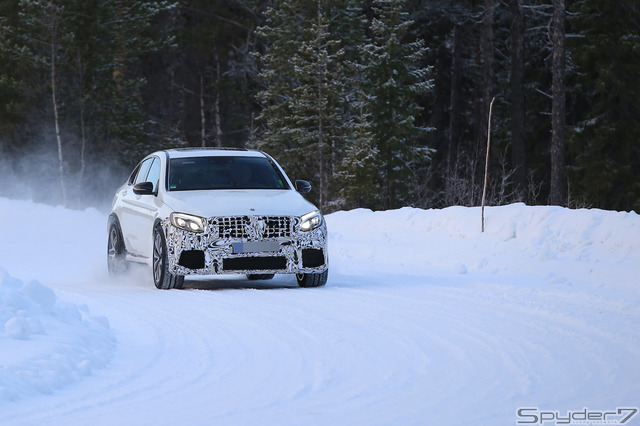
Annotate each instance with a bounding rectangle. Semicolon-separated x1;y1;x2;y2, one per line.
1;198;639;425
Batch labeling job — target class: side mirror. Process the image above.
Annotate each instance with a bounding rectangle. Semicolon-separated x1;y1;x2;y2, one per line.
294;180;312;194
133;181;155;195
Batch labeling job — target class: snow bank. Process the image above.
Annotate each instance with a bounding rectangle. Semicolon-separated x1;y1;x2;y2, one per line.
327;203;640;292
0;267;115;403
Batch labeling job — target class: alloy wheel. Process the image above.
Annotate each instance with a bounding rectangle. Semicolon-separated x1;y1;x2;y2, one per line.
153;230;164;285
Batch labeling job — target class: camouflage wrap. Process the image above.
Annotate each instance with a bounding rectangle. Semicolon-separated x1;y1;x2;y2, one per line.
162;215;328;276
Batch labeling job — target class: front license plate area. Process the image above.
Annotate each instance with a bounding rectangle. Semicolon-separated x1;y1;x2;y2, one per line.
233;241;280;254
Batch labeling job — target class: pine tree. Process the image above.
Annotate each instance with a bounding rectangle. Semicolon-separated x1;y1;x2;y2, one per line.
0;1;33;140
255;0;311;167
568;0;640;211
256;0;363;211
168;0;259;148
355;0;434;210
288;4;347;209
0;0;175;204
3;0;72;202
336;91;379;208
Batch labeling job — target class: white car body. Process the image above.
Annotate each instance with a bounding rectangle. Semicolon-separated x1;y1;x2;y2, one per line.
108;148;328;289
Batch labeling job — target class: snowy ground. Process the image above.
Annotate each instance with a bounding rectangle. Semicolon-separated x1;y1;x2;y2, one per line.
0;197;639;425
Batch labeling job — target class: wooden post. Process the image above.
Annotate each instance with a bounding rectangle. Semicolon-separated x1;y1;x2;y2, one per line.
481;97;495;232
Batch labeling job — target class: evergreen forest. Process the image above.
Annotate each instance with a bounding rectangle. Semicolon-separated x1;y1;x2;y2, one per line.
0;0;638;212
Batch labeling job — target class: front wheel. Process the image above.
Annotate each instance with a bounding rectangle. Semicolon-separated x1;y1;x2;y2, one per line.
296;269;328;288
153;224;184;290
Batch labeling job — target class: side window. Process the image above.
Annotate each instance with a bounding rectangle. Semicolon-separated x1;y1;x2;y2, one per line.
133;158;154;185
146;158;161;193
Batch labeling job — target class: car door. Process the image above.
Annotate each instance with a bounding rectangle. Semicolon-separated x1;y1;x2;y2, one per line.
119;157;162;258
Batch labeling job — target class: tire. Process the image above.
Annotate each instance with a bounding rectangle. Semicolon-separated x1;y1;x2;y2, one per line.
296;269;328;288
246;274;275;281
107;216;128;276
153;224;184;290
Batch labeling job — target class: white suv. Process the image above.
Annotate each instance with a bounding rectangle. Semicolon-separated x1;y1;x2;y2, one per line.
108;148;328;289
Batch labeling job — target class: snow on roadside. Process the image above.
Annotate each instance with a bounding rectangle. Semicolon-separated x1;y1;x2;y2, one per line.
0;267;115;403
327;203;640;295
0;198;115;403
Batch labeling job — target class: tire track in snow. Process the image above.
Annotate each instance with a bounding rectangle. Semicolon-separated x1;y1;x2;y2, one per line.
1;273;638;426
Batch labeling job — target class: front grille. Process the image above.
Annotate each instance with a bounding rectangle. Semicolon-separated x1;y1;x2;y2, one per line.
218;216;248;239
264;217;291;238
213;216;292;239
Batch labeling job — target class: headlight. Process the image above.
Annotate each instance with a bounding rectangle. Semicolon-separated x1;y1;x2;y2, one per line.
300;210;323;232
170;212;205;233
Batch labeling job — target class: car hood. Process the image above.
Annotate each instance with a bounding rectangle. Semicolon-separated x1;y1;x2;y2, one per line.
161;189;320;218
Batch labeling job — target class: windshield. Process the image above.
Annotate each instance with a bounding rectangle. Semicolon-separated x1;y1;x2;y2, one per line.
168;156;290;191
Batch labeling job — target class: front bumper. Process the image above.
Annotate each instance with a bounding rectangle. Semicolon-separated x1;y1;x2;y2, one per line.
162;215;328;276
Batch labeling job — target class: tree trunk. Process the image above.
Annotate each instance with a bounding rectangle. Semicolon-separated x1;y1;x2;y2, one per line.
509;0;526;195
76;51;87;184
550;0;567;205
79;96;87;182
478;0;495;151
214;53;223;147
200;72;206;147
184;49;201;147
316;5;327;211
49;7;66;205
448;24;464;169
